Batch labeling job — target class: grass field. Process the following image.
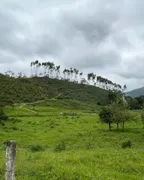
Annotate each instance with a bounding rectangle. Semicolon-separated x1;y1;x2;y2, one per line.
0;100;144;180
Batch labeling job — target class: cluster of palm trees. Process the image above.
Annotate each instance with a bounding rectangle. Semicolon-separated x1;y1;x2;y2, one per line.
30;60;126;92
30;60;82;81
86;73;125;91
3;60;126;92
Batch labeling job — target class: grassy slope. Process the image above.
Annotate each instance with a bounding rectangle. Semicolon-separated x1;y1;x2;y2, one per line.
0;74;109;105
0;100;144;180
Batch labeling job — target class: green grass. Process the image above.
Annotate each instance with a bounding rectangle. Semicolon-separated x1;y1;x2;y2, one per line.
0;100;144;179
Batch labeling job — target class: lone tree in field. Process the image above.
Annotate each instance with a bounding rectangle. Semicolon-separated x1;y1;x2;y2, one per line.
99;106;113;130
99;89;132;131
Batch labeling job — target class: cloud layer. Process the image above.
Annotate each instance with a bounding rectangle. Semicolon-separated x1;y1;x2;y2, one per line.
0;0;144;90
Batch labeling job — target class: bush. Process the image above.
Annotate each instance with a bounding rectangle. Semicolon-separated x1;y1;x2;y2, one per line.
54;141;66;152
122;140;132;149
0;109;8;121
29;145;45;152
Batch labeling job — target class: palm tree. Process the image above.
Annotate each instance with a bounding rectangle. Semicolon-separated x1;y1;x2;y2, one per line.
87;73;91;84
63;69;67;79
55;65;60;79
79;72;83;82
70;68;73;81
49;62;55;78
38;62;41;76
34;60;39;76
42;62;47;76
92;74;96;85
30;62;34;76
123;84;127;92
46;62;50;77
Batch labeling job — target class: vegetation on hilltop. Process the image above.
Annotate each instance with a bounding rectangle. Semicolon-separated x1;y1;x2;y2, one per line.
0;59;127;107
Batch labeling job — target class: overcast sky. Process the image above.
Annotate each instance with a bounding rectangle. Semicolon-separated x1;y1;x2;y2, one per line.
1;0;144;91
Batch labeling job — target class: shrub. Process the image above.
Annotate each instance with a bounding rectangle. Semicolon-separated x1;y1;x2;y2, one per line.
11;127;18;130
122;140;132;149
29;145;45;152
0;109;8;121
54;141;66;152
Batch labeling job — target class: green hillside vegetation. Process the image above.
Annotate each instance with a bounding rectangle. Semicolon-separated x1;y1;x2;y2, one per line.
0;100;144;180
1;60;126;107
0;73;110;107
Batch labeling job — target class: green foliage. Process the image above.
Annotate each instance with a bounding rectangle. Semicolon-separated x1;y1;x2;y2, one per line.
126;95;144;110
0;109;8;121
0;74;110;107
99;102;133;131
99;106;113;130
122;140;132;149
108;91;119;104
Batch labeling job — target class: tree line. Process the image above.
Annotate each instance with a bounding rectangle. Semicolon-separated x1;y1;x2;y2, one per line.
30;60;126;92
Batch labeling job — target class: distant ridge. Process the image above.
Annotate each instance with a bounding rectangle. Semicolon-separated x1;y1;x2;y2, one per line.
126;86;144;97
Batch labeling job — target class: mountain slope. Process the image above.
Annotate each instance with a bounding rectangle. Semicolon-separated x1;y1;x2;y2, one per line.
126;86;144;97
0;74;109;106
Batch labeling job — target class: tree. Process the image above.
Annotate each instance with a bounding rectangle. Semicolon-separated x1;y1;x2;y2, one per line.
30;62;34;76
0;109;8;125
119;108;131;131
99;106;113;130
79;72;83;82
55;65;60;79
111;103;131;131
123;84;127;92
100;91;132;131
42;62;47;76
108;91;118;104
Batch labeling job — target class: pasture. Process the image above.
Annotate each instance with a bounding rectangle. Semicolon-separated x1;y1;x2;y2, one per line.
0;100;144;180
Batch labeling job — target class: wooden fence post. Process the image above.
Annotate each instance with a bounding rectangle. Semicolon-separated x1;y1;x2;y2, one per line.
5;140;16;180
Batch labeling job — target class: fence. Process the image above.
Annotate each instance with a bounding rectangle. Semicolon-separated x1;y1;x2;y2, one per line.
4;140;16;180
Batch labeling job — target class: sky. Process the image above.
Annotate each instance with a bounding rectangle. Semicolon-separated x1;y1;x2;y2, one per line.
0;0;144;91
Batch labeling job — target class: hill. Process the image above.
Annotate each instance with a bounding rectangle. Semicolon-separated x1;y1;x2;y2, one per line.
0;74;109;106
126;86;144;97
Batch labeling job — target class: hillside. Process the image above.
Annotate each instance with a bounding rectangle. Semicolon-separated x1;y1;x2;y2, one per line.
126;86;144;97
0;74;109;106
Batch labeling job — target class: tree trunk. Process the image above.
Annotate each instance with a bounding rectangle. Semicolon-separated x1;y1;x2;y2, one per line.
122;122;125;131
116;123;119;130
108;122;111;131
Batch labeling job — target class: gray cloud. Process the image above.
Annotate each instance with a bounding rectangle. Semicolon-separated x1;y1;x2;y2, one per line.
0;0;144;90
